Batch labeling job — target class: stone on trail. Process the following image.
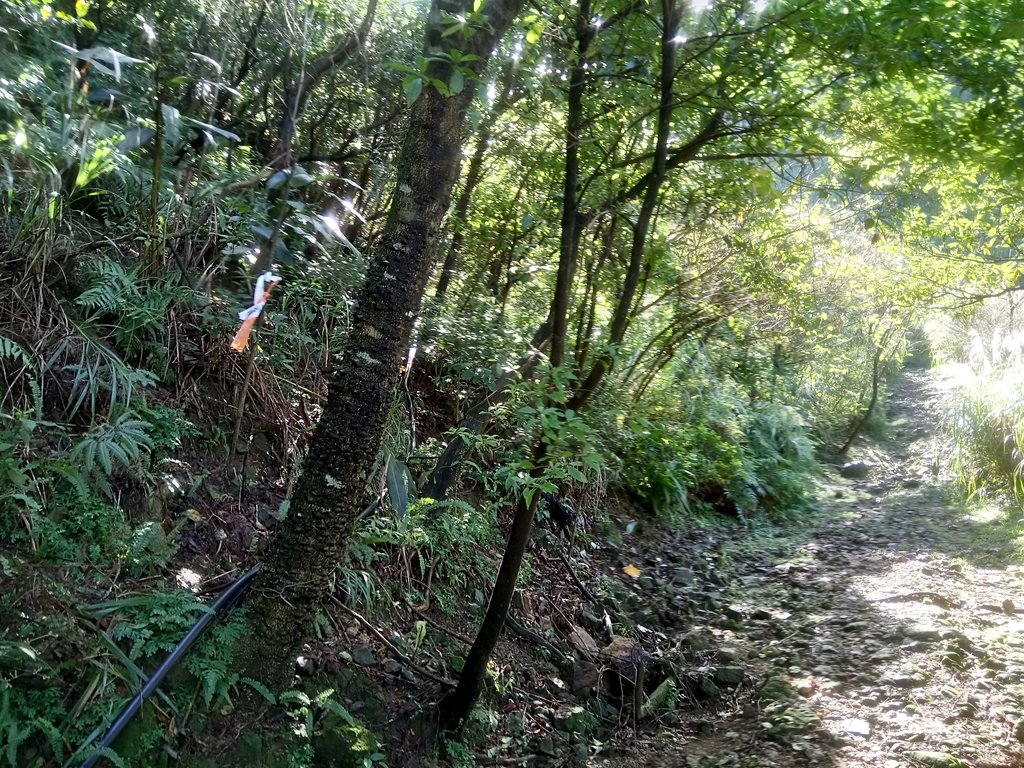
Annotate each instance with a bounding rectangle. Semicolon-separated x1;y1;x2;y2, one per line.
681;627;715;653
795;678;818;697
879;670;928;688
839;461;871;479
351;645;376;666
572;660;600;694
713;666;746;686
567;624;598;659
842;717;871;737
1013;719;1024;743
699;678;722;699
902;624;943;642
723;604;746;621
600;635;642;665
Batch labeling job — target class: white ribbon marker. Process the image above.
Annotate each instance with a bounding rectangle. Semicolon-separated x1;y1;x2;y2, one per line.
238;271;282;321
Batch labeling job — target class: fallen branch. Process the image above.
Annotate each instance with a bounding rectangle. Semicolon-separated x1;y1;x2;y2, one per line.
556;549;601;605
408;604;475;645
504;615;572;664
869;591;960;609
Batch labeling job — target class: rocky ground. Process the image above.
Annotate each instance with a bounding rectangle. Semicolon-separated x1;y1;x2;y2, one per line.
579;367;1024;768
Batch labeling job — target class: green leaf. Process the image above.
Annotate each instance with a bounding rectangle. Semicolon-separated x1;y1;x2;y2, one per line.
386;455;411;518
524;486;536;508
183;118;240;142
403;76;423;105
75;0;89;17
266;170;290;190
290;166;314;187
449;69;465;95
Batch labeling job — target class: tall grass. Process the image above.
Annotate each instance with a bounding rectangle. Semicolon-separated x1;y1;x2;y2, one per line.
945;363;1024;506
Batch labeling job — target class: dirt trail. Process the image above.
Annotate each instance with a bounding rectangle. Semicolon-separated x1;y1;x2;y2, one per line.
598;368;1024;768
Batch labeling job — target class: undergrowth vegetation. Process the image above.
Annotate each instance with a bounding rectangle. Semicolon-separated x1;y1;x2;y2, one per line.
0;0;1020;764
929;297;1024;509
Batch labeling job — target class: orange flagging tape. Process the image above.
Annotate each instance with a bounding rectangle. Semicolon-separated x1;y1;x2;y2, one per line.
231;276;280;352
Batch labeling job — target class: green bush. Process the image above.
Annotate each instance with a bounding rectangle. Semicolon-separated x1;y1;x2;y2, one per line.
615;390;814;521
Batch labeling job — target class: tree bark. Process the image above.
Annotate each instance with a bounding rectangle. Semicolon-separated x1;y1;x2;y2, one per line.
433;123;491;302
433;62;521;302
214;0;269;122
237;0;526;688
550;0;592;367
438;447;547;729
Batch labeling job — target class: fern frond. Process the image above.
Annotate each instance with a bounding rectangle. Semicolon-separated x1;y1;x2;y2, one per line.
240;677;276;705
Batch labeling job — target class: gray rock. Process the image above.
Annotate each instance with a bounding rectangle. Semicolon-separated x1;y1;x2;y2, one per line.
879;672;927;688
681;628;716;653
572;660;600;694
672;567;695;586
903;624;943;642
843;718;871;737
839;461;871;479
351;645;376;666
714;666;746;686
724;604;746;621
717;646;741;663
567;624;599;659
942;630;973;650
699;678;722;699
902;641;933;653
534;735;555;756
599;636;642;666
1013;720;1024;743
578;609;605;634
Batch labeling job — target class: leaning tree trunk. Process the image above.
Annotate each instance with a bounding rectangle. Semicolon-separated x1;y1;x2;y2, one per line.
237;0;526;688
438;451;547;730
838;343;883;455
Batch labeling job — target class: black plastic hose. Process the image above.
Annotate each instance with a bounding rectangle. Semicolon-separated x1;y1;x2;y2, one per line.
75;565;262;768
